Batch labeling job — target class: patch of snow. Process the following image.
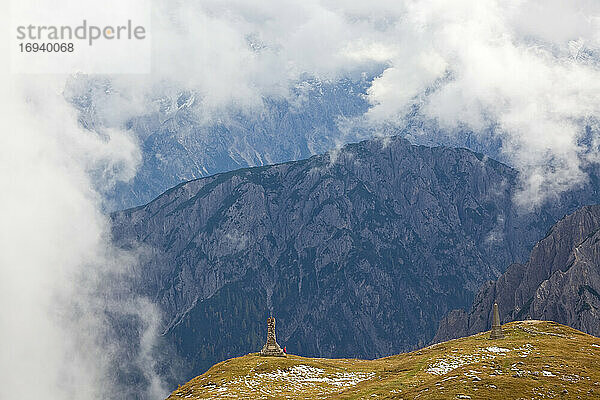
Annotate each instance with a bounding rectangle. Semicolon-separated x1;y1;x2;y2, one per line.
202;364;376;398
426;346;509;376
484;346;510;353
513;343;534;357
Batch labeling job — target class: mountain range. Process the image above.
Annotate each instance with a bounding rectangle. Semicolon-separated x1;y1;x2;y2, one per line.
69;76;511;212
111;135;598;384
69;76;372;210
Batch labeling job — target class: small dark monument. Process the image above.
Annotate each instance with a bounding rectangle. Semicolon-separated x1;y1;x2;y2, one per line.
489;302;505;339
260;317;286;357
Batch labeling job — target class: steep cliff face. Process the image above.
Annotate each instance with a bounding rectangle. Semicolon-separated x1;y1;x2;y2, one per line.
435;205;600;343
111;136;594;378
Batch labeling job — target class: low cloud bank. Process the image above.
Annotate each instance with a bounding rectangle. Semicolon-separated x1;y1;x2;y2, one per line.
81;0;600;206
0;76;167;399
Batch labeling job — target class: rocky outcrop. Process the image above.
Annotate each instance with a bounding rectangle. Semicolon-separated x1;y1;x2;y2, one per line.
435;205;600;343
111;136;597;379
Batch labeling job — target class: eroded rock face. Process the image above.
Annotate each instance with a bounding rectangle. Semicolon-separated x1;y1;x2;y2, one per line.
435;205;600;343
69;77;373;211
111;136;596;378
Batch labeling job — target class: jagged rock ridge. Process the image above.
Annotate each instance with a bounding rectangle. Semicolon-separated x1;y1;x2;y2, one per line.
435;205;600;343
68;76;372;210
67;75;515;212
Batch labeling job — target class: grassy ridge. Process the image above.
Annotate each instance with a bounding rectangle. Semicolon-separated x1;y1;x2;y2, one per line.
167;321;600;399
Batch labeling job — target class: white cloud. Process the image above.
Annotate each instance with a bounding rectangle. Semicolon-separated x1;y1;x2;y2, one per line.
0;73;165;399
362;0;600;206
62;0;600;206
2;1;600;398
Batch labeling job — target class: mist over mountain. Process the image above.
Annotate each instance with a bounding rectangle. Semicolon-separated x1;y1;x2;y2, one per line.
111;136;598;382
68;76;373;211
68;75;519;212
62;1;600;215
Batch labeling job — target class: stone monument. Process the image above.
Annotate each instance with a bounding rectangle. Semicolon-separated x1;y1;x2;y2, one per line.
260;317;286;357
489;302;505;339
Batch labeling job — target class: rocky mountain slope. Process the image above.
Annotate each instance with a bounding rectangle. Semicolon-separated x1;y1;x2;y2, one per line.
111;136;597;381
68;76;513;212
68;77;372;210
435;205;600;343
166;321;600;400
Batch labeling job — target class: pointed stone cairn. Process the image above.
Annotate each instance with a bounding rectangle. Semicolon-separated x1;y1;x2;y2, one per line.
489;302;505;339
260;317;286;357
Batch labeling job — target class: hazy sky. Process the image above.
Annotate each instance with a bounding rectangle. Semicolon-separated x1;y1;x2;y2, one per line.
1;1;600;399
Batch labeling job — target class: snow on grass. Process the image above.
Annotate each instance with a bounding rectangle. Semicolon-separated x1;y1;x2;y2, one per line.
484;346;510;353
193;364;376;398
426;346;512;376
249;365;375;387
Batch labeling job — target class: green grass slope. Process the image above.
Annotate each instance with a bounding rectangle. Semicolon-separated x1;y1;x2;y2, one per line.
166;321;600;399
